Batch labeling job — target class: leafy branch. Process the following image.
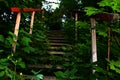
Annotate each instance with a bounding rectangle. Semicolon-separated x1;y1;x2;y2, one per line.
85;0;120;16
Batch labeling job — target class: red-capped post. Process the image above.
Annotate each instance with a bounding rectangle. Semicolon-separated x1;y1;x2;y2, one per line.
23;8;35;34
11;7;21;52
42;9;44;19
29;11;35;34
23;8;41;34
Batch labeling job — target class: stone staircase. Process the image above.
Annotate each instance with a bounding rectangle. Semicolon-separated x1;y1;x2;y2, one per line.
43;30;69;80
25;30;69;80
47;30;68;55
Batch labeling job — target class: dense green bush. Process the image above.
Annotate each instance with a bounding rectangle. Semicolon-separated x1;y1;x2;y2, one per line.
0;17;49;79
55;16;120;80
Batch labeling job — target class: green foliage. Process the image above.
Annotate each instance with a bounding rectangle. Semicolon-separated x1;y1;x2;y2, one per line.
0;17;47;79
108;59;120;74
0;0;120;79
0;31;47;79
54;11;120;79
63;18;75;44
0;50;3;53
0;35;4;42
84;1;120;78
82;0;101;7
55;68;78;80
96;22;108;37
21;36;32;46
0;33;16;56
76;21;90;29
85;7;102;16
54;19;92;80
60;0;78;11
4;32;18;48
12;25;49;63
0;55;25;80
85;0;120;16
97;30;107;37
113;28;120;34
98;0;120;12
30;70;43;80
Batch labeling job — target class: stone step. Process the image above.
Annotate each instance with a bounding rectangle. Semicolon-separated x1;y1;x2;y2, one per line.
47;30;65;33
49;51;65;54
47;30;68;55
43;76;56;80
48;36;65;40
50;43;68;46
23;30;68;80
49;46;61;49
28;64;62;69
49;39;67;43
23;75;56;80
47;33;64;37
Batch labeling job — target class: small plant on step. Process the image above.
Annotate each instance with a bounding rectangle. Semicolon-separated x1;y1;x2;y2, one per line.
29;70;43;80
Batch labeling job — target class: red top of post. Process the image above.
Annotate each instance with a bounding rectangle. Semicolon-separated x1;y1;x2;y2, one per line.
11;7;21;12
23;8;42;12
11;7;43;13
34;9;42;12
23;8;34;12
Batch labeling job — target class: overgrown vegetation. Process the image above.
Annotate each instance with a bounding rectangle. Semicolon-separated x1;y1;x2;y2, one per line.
0;0;120;80
54;0;120;80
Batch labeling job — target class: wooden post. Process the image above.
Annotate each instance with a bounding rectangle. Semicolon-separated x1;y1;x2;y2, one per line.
107;26;111;70
74;12;78;54
22;8;42;34
75;12;78;43
42;9;44;19
29;11;35;34
90;18;97;73
12;12;21;52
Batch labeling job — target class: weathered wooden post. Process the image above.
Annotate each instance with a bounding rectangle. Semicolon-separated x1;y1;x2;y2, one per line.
42;9;44;19
29;11;35;34
90;17;97;73
75;12;78;44
107;26;111;70
73;12;78;54
11;8;42;52
96;13;119;70
11;7;21;53
23;8;41;34
23;8;35;34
